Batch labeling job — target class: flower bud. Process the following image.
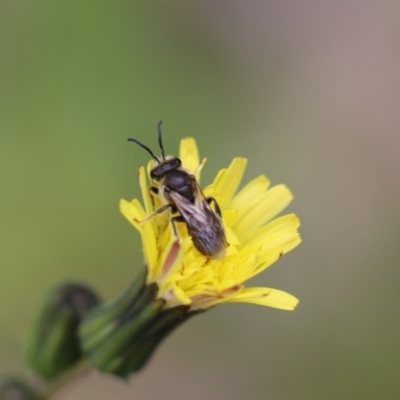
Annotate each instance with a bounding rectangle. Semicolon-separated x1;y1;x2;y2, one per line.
79;270;192;377
25;282;101;379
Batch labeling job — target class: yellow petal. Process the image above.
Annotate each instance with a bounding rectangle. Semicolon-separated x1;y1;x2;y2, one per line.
179;138;200;176
189;284;242;310
202;184;215;198
146;159;155;179
119;198;146;230
257;232;302;264
193;158;207;182
163;282;191;308
172;284;192;306
244;213;300;247
157;238;183;284
223;209;240;226
119;199;158;277
224;226;241;248
243;232;301;281
231;250;259;283
233;184;293;240
229;287;299;310
187;293;218;311
138;167;154;225
229;175;270;210
212;158;247;205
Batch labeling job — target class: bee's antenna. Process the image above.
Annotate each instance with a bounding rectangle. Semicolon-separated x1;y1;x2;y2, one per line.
127;138;160;163
157;120;166;161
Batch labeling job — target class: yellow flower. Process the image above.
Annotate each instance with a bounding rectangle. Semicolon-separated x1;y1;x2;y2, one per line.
120;138;301;312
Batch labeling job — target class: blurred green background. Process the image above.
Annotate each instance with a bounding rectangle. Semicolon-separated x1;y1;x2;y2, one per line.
2;2;400;399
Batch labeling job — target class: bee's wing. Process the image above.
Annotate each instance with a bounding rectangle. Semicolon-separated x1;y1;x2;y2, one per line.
168;185;228;258
167;190;209;225
192;180;212;211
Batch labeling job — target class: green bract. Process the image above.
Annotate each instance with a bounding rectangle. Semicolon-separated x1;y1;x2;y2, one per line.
24;283;100;379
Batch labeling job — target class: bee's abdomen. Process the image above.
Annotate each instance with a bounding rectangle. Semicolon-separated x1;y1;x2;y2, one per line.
189;221;227;259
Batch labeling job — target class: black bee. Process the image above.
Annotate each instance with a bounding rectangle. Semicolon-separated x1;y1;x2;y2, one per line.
128;121;228;259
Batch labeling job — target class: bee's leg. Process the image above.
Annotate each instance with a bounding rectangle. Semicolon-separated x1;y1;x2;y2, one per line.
149;186;159;195
170;216;185;237
134;203;172;224
206;196;222;218
148;186;158;208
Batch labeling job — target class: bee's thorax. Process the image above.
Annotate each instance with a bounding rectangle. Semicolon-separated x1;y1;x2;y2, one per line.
163;170;195;202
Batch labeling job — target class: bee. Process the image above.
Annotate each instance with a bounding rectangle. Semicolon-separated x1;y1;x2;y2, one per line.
127;121;228;259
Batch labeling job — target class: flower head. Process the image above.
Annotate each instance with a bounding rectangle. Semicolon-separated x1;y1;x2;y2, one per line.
120;138;301;312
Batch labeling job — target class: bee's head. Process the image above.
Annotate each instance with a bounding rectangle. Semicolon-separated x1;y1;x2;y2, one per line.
128;121;182;180
150;157;182;181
